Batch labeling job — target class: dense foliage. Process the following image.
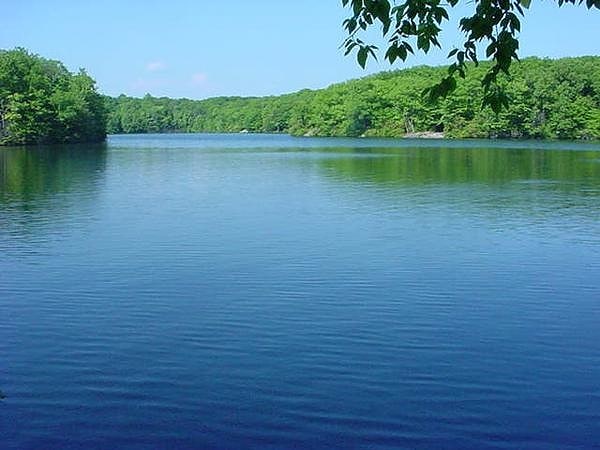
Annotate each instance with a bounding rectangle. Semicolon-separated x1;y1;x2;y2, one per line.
106;56;600;140
0;48;106;145
341;0;600;112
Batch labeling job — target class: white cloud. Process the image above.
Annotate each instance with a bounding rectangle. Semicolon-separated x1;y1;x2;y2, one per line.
191;72;208;86
146;61;166;72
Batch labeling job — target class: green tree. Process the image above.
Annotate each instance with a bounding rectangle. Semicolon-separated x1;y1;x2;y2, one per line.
103;56;600;140
0;48;106;145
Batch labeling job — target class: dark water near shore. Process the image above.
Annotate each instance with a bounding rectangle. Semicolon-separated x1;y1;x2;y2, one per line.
1;134;599;449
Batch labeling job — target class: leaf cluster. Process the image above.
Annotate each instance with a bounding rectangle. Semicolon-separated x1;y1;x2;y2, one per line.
341;0;600;112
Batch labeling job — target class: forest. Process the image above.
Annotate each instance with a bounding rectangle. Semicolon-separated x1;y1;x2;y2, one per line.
2;48;600;143
0;48;106;145
106;56;600;140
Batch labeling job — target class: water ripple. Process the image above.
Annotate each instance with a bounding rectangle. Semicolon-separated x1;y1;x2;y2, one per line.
1;136;599;449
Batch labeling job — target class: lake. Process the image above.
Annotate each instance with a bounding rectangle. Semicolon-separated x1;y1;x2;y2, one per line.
1;134;599;449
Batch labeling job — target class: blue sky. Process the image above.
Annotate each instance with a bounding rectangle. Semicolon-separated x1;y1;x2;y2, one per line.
2;1;599;99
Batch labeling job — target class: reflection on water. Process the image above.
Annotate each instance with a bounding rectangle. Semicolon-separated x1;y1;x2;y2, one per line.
318;145;600;186
0;144;107;244
316;146;600;236
1;134;599;449
0;143;107;201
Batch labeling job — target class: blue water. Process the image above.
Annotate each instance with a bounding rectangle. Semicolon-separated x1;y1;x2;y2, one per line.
1;134;599;449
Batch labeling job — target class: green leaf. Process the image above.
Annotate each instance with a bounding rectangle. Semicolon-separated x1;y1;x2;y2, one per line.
357;47;368;68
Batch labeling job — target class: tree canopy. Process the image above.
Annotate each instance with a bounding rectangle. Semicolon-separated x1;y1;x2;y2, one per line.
105;56;600;140
0;48;106;145
341;0;600;111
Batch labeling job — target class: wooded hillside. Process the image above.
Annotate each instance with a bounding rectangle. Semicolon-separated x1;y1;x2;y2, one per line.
106;57;600;140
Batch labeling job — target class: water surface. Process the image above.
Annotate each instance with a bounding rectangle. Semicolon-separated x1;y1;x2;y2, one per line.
1;134;599;449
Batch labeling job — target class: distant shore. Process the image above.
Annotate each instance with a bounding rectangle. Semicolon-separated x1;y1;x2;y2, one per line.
105;57;600;141
402;131;445;139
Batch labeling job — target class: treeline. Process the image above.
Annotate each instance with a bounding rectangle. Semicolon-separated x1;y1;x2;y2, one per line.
3;49;598;143
106;56;600;140
0;48;106;145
